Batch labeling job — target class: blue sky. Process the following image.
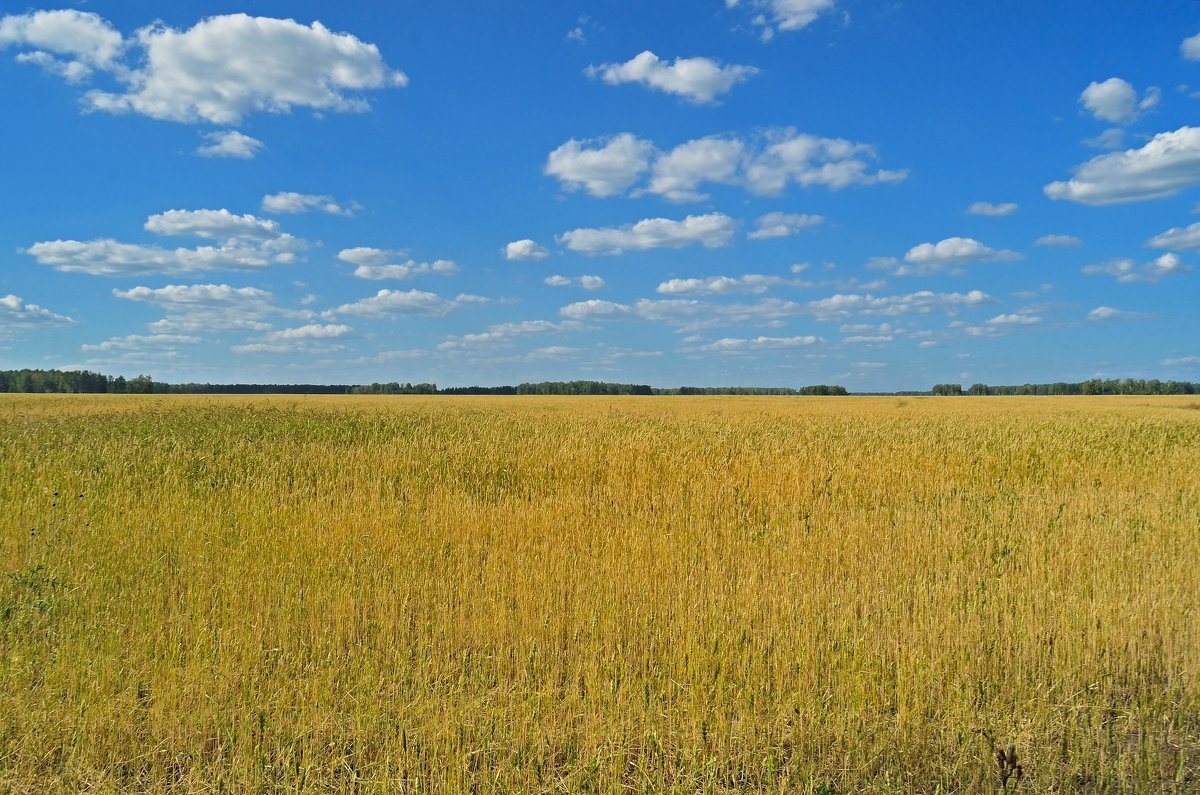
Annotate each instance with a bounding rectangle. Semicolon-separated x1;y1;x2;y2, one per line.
0;1;1197;390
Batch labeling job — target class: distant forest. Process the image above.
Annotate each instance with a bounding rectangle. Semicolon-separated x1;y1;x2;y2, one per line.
1;368;1197;397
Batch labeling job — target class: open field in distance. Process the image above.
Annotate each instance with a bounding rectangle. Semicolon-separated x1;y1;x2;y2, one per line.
2;395;1198;792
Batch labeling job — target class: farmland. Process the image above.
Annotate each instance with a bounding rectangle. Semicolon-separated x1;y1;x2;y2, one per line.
1;395;1198;792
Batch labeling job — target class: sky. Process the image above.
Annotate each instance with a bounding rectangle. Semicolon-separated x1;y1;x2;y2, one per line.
0;1;1198;391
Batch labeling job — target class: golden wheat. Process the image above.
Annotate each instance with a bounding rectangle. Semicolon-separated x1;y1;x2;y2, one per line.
1;395;1197;792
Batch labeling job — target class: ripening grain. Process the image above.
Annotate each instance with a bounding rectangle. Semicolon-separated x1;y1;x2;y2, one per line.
1;395;1197;792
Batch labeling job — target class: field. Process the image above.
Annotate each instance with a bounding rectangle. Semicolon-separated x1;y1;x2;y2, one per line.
1;394;1198;793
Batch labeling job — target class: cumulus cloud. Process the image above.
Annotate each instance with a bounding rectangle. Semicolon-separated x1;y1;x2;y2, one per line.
728;0;837;40
544;133;655;197
1045;127;1200;205
0;9;124;80
546;128;905;200
1083;128;1127;150
1184;32;1200;60
741;129;907;195
986;313;1041;326
1079;78;1159;124
113;283;301;333
438;319;583;351
232;323;351;353
337;247;458;280
196;130;264;159
504;239;550;261
585;50;758;104
26;208;305;277
1087;306;1151;321
695;335;823;353
872;237;1022;276
643;136;745;201
966;201;1018;217
544;275;605;290
655;274;807;295
1082;252;1192;283
0;293;76;329
25;237;304;277
1034;234;1083;247
81;14;407;125
144;209;281;240
558;213;736;255
559;300;633;320
328;289;460;317
747;211;825;239
81;333;202;352
804;290;993;321
261;192;357;216
1146;221;1200;250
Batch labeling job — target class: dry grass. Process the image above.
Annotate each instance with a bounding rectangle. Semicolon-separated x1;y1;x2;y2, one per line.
1;395;1197;792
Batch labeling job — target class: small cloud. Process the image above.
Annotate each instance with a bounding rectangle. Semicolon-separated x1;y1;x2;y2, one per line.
195;130;263;159
1162;355;1199;366
747;212;824;240
261;192;356;216
966;201;1018;217
1083;127;1126;150
585;50;759;104
1082;252;1192;284
1034;234;1083;248
504;239;550;261
544;275;604;290
1087;306;1151;321
1079;77;1157;124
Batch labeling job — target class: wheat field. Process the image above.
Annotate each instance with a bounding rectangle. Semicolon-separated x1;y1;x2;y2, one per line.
1;394;1197;792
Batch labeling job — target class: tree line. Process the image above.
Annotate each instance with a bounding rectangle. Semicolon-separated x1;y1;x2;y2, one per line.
933;379;1200;396
0;369;848;396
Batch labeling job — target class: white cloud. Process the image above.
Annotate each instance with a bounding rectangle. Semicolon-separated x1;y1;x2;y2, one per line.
1087;306;1151;321
196;130;263;159
1162;355;1199;366
696;335;822;353
0;293;76;328
742;128;907;195
0;9;124;79
504;239;550;261
113;283;299;333
338;248;458;280
544;133;654;197
144;209;281;240
25;235;304;277
546;128;905;201
656;274;806;296
1034;234;1083;248
438;319;583;351
1045;127;1200;205
1146;221;1200;250
873;237;1022;276
558;213;736;255
81;333;202;352
805;290;993;321
966;201;1018;217
261;192;356;216
559;300;633;320
1082;252;1192;284
82;14;407;125
585;50;758;104
986;313;1041;326
544;275;572;287
329;289;459;317
1083;128;1126;150
232;323;351;353
580;275;606;290
643;136;744;201
1184;32;1200;60
544;273;614;291
1079;78;1158;124
747;211;825;239
730;0;837;39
